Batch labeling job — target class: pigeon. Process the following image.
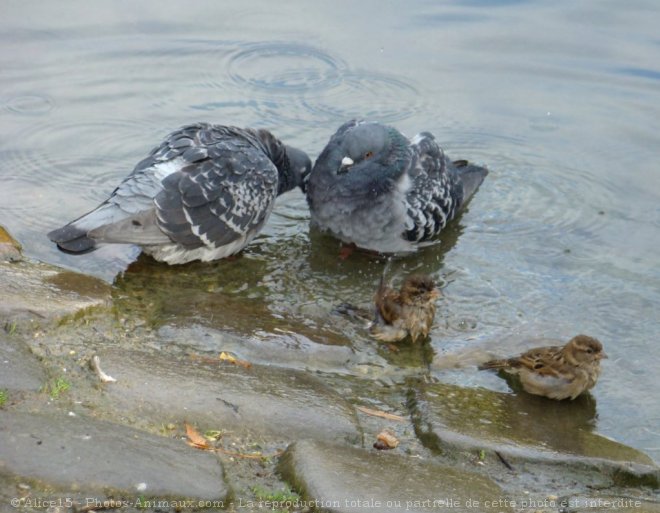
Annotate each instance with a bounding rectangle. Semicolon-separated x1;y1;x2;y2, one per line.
370;274;440;343
48;123;311;264
304;120;488;253
478;335;607;400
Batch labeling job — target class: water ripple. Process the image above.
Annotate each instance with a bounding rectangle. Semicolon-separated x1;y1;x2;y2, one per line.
226;41;346;94
4;94;56;116
4;118;159;234
301;70;425;124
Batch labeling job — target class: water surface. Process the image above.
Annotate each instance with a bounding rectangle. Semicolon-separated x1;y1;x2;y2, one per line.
1;1;659;462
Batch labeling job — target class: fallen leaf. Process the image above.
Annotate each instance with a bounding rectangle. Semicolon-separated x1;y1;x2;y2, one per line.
375;429;399;449
185;422;211;450
356;406;406;422
219;351;252;369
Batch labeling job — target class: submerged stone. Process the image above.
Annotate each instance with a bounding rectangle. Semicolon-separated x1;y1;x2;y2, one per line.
408;381;659;487
0;411;228;501
97;349;362;444
0;260;111;320
0;225;22;262
278;439;512;513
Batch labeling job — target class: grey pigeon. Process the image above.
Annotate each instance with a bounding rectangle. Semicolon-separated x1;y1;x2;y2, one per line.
305;120;488;253
48;123;311;264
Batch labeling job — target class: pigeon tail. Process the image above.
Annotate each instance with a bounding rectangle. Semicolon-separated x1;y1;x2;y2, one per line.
47;202;127;254
47;224;97;254
456;161;488;209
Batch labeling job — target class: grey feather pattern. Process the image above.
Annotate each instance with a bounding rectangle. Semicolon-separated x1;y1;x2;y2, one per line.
306;120;488;253
47;122;311;264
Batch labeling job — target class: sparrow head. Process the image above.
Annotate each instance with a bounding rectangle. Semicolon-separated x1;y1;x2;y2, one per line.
400;274;441;304
565;335;607;365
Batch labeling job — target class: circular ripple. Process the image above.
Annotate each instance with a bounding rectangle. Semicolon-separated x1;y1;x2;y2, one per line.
4;118;160;234
226;42;346;94
301;69;426;124
470;147;621;264
5;94;55;116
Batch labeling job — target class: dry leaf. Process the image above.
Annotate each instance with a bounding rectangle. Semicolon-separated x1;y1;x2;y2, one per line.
356;406;406;422
375;429;399;449
219;351;252;369
185;422;211;450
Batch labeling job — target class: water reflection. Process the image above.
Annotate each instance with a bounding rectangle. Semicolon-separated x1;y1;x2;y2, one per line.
1;0;659;461
418;381;651;463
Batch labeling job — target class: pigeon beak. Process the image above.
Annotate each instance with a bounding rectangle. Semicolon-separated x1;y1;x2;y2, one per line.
338;156;354;174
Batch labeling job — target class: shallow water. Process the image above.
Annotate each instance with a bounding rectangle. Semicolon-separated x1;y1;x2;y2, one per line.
1;1;659;462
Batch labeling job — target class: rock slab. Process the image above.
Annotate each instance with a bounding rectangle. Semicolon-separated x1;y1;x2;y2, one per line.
408;381;659;487
98;349;362;444
0;334;45;391
0;411;228;501
0;260;111;320
278;440;513;513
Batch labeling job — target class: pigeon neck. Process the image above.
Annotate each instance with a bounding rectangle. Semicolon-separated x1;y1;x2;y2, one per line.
251;129;296;194
275;152;295;195
386;128;412;176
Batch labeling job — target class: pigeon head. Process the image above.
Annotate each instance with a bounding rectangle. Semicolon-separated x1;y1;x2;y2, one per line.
307;121;412;203
333;122;409;177
336;122;390;173
282;145;312;194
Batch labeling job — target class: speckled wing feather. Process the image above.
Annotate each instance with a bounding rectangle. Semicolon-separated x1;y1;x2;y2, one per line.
403;133;458;242
95;124;279;250
514;346;568;378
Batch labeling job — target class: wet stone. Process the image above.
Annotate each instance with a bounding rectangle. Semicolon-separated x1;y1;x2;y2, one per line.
0;334;45;391
0;260;111;321
157;324;390;377
560;495;660;513
0;225;22;262
0;411;228;501
408;381;659;486
278;439;513;513
97;349;362;444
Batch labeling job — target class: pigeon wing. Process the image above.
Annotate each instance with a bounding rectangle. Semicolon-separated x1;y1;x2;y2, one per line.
404;132;456;242
154;136;279;249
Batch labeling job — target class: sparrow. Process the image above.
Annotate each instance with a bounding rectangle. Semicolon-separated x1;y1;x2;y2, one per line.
478;335;607;400
370;274;441;343
48;123;311;264
304;120;488;253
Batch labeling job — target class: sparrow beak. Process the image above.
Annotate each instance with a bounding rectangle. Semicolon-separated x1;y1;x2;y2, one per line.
430;289;442;300
338;156;354;174
598;351;608;360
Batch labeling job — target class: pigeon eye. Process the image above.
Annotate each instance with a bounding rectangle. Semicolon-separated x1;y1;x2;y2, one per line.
364;151;374;159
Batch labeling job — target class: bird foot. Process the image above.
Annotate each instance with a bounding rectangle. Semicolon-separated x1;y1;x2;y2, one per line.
338;243;357;260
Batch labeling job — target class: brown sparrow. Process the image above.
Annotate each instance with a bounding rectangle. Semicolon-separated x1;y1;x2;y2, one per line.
370;274;441;343
478;335;607;400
